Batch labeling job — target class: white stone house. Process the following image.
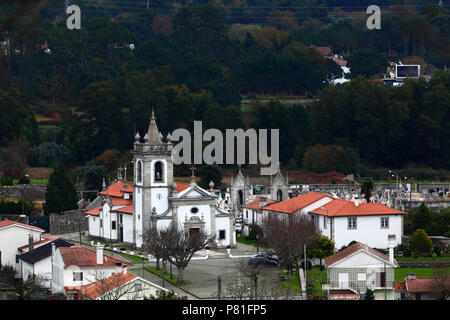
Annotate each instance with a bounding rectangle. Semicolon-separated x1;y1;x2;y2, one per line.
324;242;399;300
0;219;45;278
51;244;132;299
19;238;73;288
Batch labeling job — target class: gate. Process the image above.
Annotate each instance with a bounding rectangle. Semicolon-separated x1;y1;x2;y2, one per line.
28;216;50;233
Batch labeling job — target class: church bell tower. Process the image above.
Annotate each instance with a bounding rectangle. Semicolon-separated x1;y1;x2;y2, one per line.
132;110;174;248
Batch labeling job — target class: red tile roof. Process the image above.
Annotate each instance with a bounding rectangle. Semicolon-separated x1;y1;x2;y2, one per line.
405;278;438;293
80;272;137;300
262;192;332;214
310;199;406;217
99;181;133;197
242;198;277;210
58;246;132;268
113;204;133;215
395;281;407;291
324;242;398;267
328;56;347;66
175;182;190;193
85;206;102;216
111;198;132;206
18;236;56;250
330;293;359;299
0;219;45;233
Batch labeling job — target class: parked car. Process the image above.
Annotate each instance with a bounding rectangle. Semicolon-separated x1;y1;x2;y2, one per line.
235;218;243;224
254;251;279;262
235;223;243;233
248;256;278;266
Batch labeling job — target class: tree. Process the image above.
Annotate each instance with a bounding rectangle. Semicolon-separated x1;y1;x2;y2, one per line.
81;270;139;300
361;180;374;203
431;267;450;300
347;49;387;78
19;275;47;300
198;164;223;190
28;142;70;167
365;288;375;300
83;166;108;192
146;290;186;300
166;223;216;282
261;214;317;280
43;164;78;214
0;139;29;178
141;227;166;271
307;236;335;268
413;203;433;231
410;229;432;255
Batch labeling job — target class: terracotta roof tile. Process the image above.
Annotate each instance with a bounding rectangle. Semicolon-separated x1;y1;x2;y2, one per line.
406;278;439;293
175;182;190;193
113;204;133;215
99;181;133;197
18;236;56;250
310;199;406;217
243;198;277;210
85;206;102;216
324;242;398;267
395;281;407;291
58;246;132;268
262;192;332;214
80;272;137;300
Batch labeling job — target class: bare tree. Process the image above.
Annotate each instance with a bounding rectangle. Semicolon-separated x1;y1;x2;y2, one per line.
81;270;140;300
20;274;47;300
223;259;294;300
141;228;166;271
261;213;317;279
431;267;450;300
166;223;216;283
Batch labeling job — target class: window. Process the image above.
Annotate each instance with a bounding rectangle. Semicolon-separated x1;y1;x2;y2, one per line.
16;254;19;263
137;160;142;183
358;273;366;281
73;272;83;281
311;215;315;225
219;230;226;240
191;207;199;214
154;161;163;182
324;217;327;229
381;217;389;228
112;221;116;230
119;215;123;224
157;193;162;200
135;283;142;292
246;210;248;219
100;219;103;228
93;217;95;221
138;215;140;220
348;217;357;229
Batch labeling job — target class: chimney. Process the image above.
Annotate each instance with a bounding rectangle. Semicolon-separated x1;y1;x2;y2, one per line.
123;265;127;275
354;199;359;207
260;197;267;207
406;273;416;280
28;234;34;251
96;243;104;265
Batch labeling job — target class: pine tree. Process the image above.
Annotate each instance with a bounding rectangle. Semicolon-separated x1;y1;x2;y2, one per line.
43;164;78;214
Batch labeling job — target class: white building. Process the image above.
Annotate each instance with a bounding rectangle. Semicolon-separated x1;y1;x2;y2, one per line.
19;238;73;288
325;242;399;300
51;244;131;299
258;192;406;249
86;111;236;249
0;219;45;278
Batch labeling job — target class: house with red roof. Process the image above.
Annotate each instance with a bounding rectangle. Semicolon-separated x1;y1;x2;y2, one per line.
394;273;449;300
324;242;399;300
0;219;46;278
51;244;132;299
309;199;406;249
85;111;235;249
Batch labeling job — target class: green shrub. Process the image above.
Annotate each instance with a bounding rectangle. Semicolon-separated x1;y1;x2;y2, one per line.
301;260;312;270
433;246;442;257
403;247;411;257
1;176;13;185
18;175;30;184
410;229;432;255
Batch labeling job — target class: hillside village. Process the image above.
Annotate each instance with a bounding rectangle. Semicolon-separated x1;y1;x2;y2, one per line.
0;0;449;304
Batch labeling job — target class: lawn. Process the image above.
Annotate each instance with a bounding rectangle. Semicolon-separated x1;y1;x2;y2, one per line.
395;268;435;282
307;266;327;297
145;266;185;285
396;255;450;262
118;252;148;263
236;236;256;246
13;179;48;185
279;269;302;294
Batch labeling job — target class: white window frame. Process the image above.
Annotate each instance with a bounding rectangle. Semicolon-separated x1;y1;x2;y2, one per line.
348;217;357;229
73;272;83;281
218;229;226;240
381;217;389;229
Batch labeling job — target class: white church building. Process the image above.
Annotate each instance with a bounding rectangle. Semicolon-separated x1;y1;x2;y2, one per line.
86;111;236;249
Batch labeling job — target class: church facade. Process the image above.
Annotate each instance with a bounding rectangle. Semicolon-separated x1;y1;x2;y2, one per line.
86;112;236;249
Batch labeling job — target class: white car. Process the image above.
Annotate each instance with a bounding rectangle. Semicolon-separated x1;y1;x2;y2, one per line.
235;223;243;232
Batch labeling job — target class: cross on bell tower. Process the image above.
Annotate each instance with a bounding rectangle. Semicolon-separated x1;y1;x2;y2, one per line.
190;164;196;183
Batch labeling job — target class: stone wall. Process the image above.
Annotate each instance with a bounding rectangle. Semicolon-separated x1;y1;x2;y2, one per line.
402;200;450;211
49;210;88;234
0;185;45;199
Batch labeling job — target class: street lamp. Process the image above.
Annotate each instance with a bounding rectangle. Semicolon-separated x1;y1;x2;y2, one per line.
256;234;259;252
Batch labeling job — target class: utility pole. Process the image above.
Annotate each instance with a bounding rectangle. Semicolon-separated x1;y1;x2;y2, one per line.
384;261;387;300
217;276;222;300
254;275;258;299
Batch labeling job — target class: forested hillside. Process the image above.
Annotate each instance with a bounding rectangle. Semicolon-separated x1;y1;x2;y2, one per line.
0;0;449;181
